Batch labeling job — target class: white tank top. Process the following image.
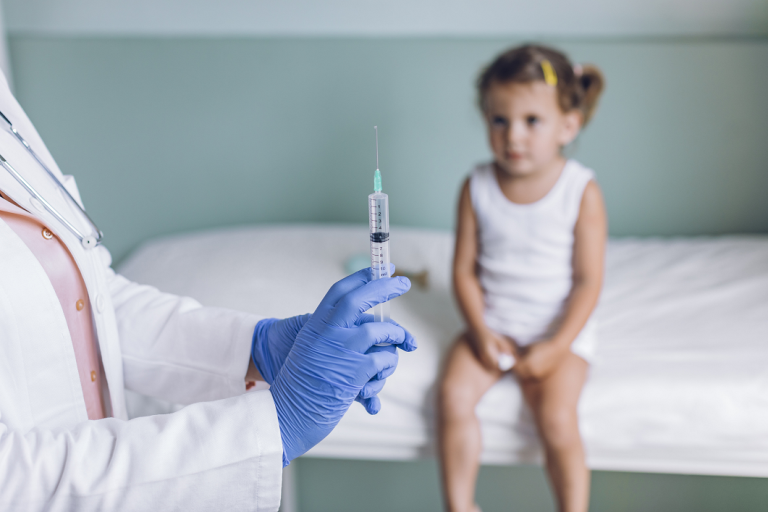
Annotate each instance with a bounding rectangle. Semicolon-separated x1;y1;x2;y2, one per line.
469;160;597;356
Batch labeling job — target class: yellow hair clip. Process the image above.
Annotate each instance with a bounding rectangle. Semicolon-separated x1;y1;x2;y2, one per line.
541;59;558;87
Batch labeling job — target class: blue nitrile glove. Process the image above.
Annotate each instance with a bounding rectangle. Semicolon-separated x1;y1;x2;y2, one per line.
251;314;311;385
252;313;414;403
270;266;416;466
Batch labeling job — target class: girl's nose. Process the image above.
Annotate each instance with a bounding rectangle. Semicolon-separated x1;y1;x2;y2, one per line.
508;121;524;145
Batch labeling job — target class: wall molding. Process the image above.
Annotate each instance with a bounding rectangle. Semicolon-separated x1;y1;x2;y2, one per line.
4;0;767;37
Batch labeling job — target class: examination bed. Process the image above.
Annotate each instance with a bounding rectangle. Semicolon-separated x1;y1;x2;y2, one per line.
118;225;768;478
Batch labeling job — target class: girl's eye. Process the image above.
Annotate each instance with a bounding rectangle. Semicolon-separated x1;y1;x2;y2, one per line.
526;115;539;126
491;116;508;128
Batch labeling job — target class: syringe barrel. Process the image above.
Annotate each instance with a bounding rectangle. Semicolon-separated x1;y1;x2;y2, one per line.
368;191;391;323
368;192;390;280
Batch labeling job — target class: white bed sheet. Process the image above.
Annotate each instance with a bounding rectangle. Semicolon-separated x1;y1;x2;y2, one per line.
118;225;768;477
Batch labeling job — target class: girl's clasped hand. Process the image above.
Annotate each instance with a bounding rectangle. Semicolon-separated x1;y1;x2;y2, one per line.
472;330;569;381
511;339;570;381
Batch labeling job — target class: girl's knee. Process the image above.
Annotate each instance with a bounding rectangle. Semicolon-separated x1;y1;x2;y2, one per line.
537;406;581;450
439;336;500;421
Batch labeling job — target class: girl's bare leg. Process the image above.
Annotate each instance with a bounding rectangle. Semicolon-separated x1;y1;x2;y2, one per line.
519;353;590;512
438;334;502;512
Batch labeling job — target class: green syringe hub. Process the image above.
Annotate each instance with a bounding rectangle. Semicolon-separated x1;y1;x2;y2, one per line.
374;169;382;193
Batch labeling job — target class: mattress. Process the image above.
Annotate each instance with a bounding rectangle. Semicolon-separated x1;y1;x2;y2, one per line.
117;225;768;477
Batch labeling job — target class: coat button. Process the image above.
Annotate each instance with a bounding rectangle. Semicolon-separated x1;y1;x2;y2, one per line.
76;299;85;311
95;294;105;313
81;235;97;250
42;228;53;239
90;370;96;382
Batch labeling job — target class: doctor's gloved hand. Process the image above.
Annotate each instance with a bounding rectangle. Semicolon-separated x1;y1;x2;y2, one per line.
251;314;312;385
251;313;406;406
269;266;416;466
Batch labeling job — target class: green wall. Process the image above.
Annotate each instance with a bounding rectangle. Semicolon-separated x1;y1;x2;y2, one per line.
9;36;768;262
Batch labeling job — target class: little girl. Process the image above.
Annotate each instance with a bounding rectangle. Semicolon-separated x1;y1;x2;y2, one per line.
438;45;606;512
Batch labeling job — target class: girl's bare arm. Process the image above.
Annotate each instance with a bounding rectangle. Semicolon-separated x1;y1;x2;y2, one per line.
453;178;509;369
453;179;485;335
554;180;607;348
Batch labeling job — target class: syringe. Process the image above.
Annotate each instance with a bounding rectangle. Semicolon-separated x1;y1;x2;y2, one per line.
369;126;391;323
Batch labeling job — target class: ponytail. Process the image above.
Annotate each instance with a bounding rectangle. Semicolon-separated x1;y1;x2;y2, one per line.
574;64;604;127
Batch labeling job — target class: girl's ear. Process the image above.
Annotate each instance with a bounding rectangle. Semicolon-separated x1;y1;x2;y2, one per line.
559;110;583;146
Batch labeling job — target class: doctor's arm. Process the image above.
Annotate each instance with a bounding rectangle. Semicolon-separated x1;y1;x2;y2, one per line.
106;265;264;405
0;388;284;511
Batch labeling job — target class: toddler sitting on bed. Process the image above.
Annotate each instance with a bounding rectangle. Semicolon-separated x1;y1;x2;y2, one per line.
438;44;606;512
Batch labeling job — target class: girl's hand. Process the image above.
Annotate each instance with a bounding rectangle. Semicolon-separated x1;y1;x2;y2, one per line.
513;340;568;381
470;330;515;372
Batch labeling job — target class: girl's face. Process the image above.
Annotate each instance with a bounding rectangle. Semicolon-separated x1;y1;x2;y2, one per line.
483;80;581;177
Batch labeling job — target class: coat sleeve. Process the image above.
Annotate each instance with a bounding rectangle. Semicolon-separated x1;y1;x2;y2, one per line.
105;260;264;405
0;389;283;512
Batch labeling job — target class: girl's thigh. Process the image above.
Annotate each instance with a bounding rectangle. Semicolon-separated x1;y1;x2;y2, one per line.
440;334;503;407
519;353;589;420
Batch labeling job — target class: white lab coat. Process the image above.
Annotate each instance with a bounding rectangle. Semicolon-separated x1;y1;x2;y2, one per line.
0;72;283;511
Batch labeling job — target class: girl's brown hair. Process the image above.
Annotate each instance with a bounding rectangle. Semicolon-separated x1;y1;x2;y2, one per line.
477;44;605;127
